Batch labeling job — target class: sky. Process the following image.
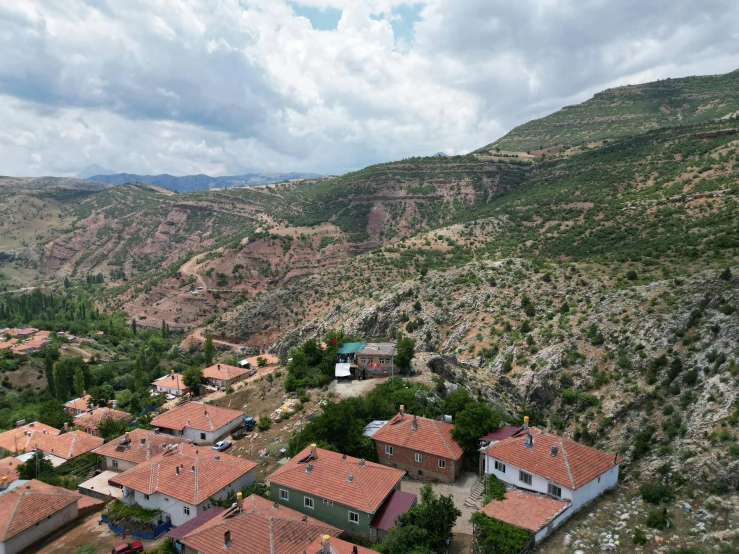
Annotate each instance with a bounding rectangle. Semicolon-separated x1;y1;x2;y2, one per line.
1;0;738;178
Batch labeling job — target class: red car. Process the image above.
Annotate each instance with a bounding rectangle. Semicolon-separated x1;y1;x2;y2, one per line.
111;541;144;554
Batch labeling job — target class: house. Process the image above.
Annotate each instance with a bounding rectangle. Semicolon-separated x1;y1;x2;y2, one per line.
152;371;189;397
237;353;279;369
0;460;21;486
356;342;397;377
372;407;464;483
202;364;251;389
151;402;244;444
0;340;17;352
304;535;380;554
10;335;51;356
174;493;344;554
0;422;60;456
32;430;104;466
475;487;570;545
0;479;81;554
267;445;412;539
73;407;133;436
109;443;257;527
477;425;522;477
92;429;185;472
4;328;38;338
481;417;621;532
64;394;92;415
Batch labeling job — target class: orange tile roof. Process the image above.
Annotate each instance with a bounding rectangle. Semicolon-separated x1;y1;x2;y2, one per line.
0;339;17;351
92;429;186;464
181;494;342;554
151;402;243;432
65;395;92;412
0;459;21;484
0;422;60;455
203;363;250;381
304;536;380;554
479;488;569;532
0;479;80;541
268;446;405;514
34;431;104;460
73;408;133;432
485;428;622;489
152;372;189;391
109;443;257;505
372;413;464;460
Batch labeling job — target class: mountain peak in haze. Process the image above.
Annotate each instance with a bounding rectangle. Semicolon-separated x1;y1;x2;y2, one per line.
76;164;117;179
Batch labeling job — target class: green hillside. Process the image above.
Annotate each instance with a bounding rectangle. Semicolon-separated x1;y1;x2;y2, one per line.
479;69;739;153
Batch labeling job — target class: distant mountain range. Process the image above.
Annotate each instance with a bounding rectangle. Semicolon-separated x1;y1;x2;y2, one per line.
76;164;117;179
84;171;323;193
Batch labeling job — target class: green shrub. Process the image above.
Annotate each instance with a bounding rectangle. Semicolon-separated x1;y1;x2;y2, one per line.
646;508;669;530
632;528;647;545
640;483;674;505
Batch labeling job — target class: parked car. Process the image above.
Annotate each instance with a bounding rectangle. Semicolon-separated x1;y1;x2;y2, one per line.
213;440;231;451
165;394;176;400
111;541;144;554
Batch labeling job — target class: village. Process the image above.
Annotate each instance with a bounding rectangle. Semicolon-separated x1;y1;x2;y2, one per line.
0;334;624;554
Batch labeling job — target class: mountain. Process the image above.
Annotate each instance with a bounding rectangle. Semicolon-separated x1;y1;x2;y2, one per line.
86;171;324;193
479;68;739;154
75;164;117;179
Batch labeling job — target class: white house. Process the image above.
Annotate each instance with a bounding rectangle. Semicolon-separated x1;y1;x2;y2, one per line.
152;371;189;397
92;429;185;472
480;419;621;543
150;402;244;444
110;443;257;527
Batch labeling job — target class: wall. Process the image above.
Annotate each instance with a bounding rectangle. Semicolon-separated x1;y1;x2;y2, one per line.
103;456;137;472
1;501;78;554
570;464;619;512
181;418;242;444
483;454;573;503
534;506;572;543
375;441;460;483
156;384;187;396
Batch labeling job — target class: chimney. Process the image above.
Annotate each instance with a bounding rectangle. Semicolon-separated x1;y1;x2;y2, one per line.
140;438;146;445
347;473;353;483
236;491;243;512
310;444;317;458
215;455;220;460
411;415;418;431
359;458;365;468
218;364;221;371
176;467;180;476
0;476;7;490
306;464;313;474
224;530;231;547
551;445;558;457
322;535;331;554
273;502;279;509
64;422;69;431
187;419;190;426
523;416;529;431
399;405;405;418
171;369;175;380
352;547;358;554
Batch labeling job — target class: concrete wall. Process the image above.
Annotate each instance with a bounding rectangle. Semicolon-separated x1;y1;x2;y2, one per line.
571;464;619;512
375;441;460;483
181;418;242;444
103;456;137;472
155;384;187;396
0;501;78;554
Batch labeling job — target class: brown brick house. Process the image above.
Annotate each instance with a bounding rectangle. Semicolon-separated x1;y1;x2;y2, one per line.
372;408;464;483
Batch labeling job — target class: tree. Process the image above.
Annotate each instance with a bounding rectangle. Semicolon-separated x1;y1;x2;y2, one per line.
89;384;115;407
451;402;501;457
394;337;416;371
38;400;73;429
183;367;205;391
17;451;56;482
161;319;168;339
131;318;137;335
53;357;87;402
73;367;86;397
97;417;131;441
470;512;533;553
204;332;214;366
441;388;474;417
256;356;267;367
44;355;55;397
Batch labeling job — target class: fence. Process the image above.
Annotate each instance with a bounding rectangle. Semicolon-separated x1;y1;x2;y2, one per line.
102;515;172;539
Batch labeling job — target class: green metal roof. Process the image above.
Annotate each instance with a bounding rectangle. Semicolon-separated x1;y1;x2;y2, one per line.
337;341;366;354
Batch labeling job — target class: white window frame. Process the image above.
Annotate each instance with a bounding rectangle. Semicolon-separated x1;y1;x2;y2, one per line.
385;445;393;456
280;489;289;501
323;499;333;506
494;460;506;473
414;453;422;463
438;459;446;469
183;506;190;516
548;483;562;498
519;470;533;486
143;494;150;501
304;496;314;510
111;459;119;469
349;511;359;524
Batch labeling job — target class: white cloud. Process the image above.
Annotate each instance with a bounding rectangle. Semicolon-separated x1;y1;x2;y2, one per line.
0;0;737;177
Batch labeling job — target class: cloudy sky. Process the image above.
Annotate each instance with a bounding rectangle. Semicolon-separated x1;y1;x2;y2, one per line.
1;0;738;178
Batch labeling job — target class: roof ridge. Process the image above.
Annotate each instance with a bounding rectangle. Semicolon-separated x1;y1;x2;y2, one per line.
193;458;199;504
431;419;455;457
2;492;24;541
556;435;575;488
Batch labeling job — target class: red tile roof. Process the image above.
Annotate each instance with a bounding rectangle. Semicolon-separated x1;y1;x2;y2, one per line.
180;494;342;554
479;425;522;443
202;364;250;381
34;430;104;460
152;372;189;391
0;479;80;541
372;413;464;460
268;446;405;514
109;443;257;505
304;536;380;554
0;339;18;351
485;428;622;489
0;459;21;484
92;429;185;464
166;506;225;540
73;408;133;432
0;422;60;454
479;488;569;532
369;489;417;531
65;395;92;412
151;402;243;432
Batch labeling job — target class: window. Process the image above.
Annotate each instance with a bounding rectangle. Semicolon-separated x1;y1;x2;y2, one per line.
200;432;206;440
494;460;506;473
598;476;601;483
385;445;393;456
548;484;562;498
111;459;119;469
414;453;422;463
183;506;190;516
349;511;359;524
519;470;533;486
144;494;150;501
323;499;333;506
304;497;314;509
280;489;289;501
438;459;446;469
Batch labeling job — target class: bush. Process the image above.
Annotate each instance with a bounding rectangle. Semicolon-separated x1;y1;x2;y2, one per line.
632;528;647;545
258;415;271;431
482;474;506;504
640;483;674;505
646;508;669;530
